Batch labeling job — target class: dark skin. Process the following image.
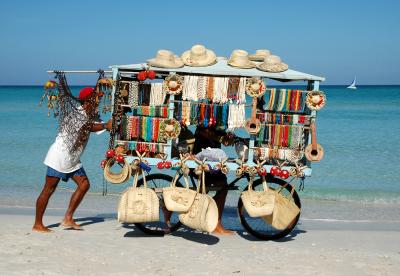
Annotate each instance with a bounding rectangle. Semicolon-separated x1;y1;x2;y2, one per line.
32;93;112;233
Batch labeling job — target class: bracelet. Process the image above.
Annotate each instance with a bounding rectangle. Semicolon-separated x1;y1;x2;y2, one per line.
101;123;106;130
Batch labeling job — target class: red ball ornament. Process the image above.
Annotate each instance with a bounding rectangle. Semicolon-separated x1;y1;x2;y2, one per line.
280;170;290;179
147;70;156;80
100;159;107;169
115;154;125;164
270;166;281;176
157;162;165;169
137;71;147;81
164;161;172;169
106;149;115;159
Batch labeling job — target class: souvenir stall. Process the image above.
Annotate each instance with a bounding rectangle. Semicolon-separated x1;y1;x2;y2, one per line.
104;47;325;176
100;45;326;240
44;45;326;240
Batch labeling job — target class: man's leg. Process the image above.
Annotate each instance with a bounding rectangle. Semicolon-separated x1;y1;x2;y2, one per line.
208;173;234;235
62;175;90;229
32;176;60;233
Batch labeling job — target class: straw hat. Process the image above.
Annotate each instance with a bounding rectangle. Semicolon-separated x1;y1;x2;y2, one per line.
181;44;217;67
227;50;255;69
147;50;184;69
229;49;248;60
256;55;288;73
305;91;326;110
248;49;271;61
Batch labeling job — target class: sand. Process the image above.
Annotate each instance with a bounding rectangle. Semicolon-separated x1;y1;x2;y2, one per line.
1;200;400;276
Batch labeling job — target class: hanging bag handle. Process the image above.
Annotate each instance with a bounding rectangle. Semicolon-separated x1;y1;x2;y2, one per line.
132;150;148;189
193;157;208;194
276;183;296;202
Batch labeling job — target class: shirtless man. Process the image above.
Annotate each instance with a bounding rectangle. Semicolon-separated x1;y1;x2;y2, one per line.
32;87;112;233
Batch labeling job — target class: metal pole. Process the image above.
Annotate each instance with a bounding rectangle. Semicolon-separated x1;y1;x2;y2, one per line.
46;70;113;73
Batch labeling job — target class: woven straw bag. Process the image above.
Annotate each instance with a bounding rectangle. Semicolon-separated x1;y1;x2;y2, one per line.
179;171;218;232
262;185;300;230
241;177;275;217
163;173;196;213
118;169;159;223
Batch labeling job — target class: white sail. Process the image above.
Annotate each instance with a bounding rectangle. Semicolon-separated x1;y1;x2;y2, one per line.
347;76;357;89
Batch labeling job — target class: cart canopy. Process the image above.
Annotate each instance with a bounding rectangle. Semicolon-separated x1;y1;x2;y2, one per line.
111;59;325;82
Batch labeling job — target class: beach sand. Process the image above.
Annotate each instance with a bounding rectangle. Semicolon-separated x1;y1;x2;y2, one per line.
1;193;399;276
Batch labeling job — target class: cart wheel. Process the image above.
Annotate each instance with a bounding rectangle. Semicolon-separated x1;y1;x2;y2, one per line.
134;173;182;235
238;176;301;240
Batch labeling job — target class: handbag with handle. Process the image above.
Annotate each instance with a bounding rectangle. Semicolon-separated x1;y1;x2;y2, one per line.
241;176;275;217
262;184;300;230
179;168;218;233
163;173;197;213
118;169;159;223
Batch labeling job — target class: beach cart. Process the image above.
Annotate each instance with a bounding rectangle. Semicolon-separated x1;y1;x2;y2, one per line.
99;55;326;240
46;51;325;240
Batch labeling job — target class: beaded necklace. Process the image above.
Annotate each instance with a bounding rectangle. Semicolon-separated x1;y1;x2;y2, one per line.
277;89;286;111
206;77;214;100
183;75;198;101
222;104;228;129
197;76;207;100
190;102;198;125
238;77;247;104
150;83;165;106
203;102;209;127
208;104;214;127
221;77;229;103
128;81;139;108
125;141;164;153
227;77;239;102
285;89;292;111
266;89;276;110
213;77;221;103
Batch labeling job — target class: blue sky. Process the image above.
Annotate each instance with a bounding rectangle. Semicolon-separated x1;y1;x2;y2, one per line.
0;0;399;85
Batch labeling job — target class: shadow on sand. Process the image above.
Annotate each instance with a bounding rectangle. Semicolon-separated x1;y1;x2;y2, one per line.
237;228;307;242
47;213;116;229
171;227;220;245
121;224;220;245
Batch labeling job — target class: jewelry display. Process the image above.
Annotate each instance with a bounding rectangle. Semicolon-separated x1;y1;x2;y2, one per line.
149;83;166;106
265;89;307;112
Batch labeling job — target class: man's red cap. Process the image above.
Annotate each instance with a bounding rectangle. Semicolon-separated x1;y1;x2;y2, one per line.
78;87;95;101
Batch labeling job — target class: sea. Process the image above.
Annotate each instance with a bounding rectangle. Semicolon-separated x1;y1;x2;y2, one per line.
1;85;400;222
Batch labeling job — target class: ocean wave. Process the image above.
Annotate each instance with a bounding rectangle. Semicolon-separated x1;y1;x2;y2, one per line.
300;191;400;205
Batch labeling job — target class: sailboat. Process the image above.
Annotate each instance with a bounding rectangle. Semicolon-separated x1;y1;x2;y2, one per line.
347;76;357;89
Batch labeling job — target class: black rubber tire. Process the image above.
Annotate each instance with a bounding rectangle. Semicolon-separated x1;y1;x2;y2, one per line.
133;173;183;235
238;176;301;240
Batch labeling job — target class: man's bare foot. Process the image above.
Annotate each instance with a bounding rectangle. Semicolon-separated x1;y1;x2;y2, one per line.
61;219;82;230
32;225;53;233
212;224;235;235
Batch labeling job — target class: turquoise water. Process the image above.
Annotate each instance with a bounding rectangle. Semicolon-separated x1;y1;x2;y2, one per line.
0;85;399;206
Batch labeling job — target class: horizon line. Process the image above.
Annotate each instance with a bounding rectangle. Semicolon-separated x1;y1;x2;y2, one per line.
1;84;400;87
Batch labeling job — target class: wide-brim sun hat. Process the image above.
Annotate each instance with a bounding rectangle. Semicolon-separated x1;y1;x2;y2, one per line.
147;50;184;69
181;44;217;67
256;55;289;73
228;55;256;69
248;49;271;62
228;49;248;60
227;49;255;69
